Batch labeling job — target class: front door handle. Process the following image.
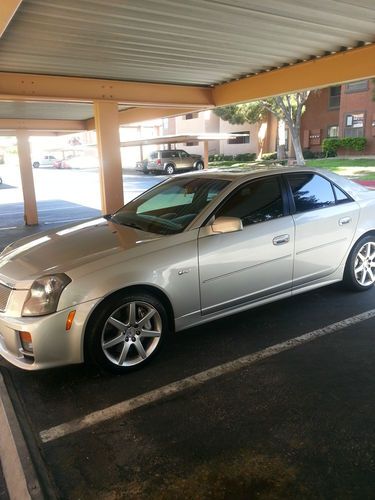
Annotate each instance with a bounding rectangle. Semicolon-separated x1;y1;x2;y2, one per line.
339;217;351;226
273;234;290;246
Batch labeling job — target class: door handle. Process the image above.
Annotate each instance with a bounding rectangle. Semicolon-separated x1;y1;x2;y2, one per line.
339;217;351;226
273;234;290;245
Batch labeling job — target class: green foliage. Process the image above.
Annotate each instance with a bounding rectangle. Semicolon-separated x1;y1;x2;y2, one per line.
208;153;256;162
322;138;341;156
261;152;277;160
322;137;367;156
340;137;367;152
214;102;266;124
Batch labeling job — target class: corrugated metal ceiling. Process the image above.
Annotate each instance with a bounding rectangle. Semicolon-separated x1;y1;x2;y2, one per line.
0;0;374;87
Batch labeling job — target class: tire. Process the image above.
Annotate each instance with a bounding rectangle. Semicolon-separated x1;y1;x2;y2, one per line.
85;291;170;373
165;164;175;175
0;177;2;185
33;162;40;168
343;235;375;292
195;161;204;171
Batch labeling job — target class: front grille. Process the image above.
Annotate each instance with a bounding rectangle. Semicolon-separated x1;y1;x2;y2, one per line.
0;283;12;312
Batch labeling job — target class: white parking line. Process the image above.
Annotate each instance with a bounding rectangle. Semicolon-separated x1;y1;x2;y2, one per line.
39;308;375;443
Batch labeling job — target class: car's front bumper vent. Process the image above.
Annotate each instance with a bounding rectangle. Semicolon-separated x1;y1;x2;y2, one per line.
0;283;12;312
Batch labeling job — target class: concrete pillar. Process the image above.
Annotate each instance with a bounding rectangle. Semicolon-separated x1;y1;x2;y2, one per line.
94;101;124;214
16;131;38;225
203;140;209;169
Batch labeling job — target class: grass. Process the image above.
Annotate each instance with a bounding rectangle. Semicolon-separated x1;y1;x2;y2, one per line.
304;158;375;169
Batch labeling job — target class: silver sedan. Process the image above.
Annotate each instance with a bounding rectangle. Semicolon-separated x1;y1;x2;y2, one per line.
0;167;374;373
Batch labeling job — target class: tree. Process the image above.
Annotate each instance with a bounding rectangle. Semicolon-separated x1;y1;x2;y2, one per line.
214;92;311;165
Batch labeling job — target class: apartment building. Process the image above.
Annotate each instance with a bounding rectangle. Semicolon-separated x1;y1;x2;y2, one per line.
301;79;375;155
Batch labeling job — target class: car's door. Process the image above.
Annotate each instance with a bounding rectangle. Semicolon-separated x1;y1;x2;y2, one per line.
178;150;192;169
285;172;359;288
198;175;294;315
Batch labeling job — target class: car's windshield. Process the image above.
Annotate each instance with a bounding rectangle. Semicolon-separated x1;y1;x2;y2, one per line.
110;177;230;235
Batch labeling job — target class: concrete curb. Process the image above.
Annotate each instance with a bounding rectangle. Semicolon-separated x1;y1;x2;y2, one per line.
0;373;43;499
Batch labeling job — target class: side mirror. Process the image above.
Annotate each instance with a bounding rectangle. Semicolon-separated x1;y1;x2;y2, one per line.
211;216;243;234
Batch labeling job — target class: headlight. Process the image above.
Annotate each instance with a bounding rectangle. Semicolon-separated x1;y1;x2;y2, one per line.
22;274;71;317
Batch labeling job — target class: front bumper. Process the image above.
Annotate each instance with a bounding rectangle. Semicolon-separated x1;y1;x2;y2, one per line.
0;298;100;370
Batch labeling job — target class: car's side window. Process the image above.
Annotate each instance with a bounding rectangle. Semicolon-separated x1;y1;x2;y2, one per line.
333;184;352;204
286;173;337;213
215;176;284;227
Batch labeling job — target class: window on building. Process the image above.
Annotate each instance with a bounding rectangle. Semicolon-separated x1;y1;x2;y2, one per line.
184;112;199;120
227;132;250;145
185;141;199;146
327;125;339;138
344;112;365;137
345;80;368;93
329;86;341;109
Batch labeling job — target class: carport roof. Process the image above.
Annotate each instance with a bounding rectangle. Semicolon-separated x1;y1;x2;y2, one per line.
1;0;374;86
120;132;249;147
0;0;374;125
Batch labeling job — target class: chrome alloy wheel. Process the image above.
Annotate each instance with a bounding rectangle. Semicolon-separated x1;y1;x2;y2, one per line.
354;241;375;287
101;301;162;367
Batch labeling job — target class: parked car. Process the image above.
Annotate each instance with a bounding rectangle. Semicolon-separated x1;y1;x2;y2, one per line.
136;149;204;175
32;155;57;168
0;167;375;373
54;156;99;169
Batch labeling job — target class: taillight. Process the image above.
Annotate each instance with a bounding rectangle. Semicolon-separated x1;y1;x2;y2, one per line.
157;159;161;165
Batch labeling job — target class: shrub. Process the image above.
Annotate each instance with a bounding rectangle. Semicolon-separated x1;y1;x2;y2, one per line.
340;137;367;152
322;138;340;157
261;152;277;160
234;153;256;162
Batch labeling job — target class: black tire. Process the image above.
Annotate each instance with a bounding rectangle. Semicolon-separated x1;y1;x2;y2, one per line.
195;161;204;171
85;291;170;373
165;164;175;175
0;177;2;185
33;162;40;168
343;235;375;292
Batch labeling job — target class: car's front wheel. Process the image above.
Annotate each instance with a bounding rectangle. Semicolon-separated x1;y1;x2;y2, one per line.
33;162;40;168
85;291;169;373
344;235;375;291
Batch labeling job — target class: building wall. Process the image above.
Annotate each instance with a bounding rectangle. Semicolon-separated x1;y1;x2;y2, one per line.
219;120;259;156
338;80;375;155
300;88;340;152
301;81;375;155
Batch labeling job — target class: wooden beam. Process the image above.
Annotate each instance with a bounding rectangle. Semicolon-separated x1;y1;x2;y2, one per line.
0;0;22;38
85;107;197;130
213;44;375;106
0;118;85;131
0;73;214;107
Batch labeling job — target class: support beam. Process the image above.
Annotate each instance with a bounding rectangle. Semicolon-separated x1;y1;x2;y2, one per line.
16;131;38;225
0;118;85;132
203;140;209;170
94;101;124;215
85;107;197;130
0;0;22;38
213;44;375;106
0;73;213;108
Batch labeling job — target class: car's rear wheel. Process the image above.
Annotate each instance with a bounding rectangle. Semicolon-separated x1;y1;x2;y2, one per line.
33;162;40;168
165;164;175;175
344;235;375;291
85;291;169;373
195;161;204;171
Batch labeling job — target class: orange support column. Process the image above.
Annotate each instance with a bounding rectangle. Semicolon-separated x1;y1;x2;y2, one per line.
16;131;38;225
203;140;209;169
94;101;124;214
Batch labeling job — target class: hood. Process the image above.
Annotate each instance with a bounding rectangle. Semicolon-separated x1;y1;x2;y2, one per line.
0;217;160;287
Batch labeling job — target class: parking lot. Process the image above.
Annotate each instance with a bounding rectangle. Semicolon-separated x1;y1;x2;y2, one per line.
1;168;375;498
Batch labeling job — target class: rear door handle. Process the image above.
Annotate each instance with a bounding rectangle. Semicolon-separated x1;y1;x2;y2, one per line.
339;217;351;226
273;234;290;245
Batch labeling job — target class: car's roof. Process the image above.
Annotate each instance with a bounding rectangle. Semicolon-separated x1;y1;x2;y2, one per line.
175;165;370;198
